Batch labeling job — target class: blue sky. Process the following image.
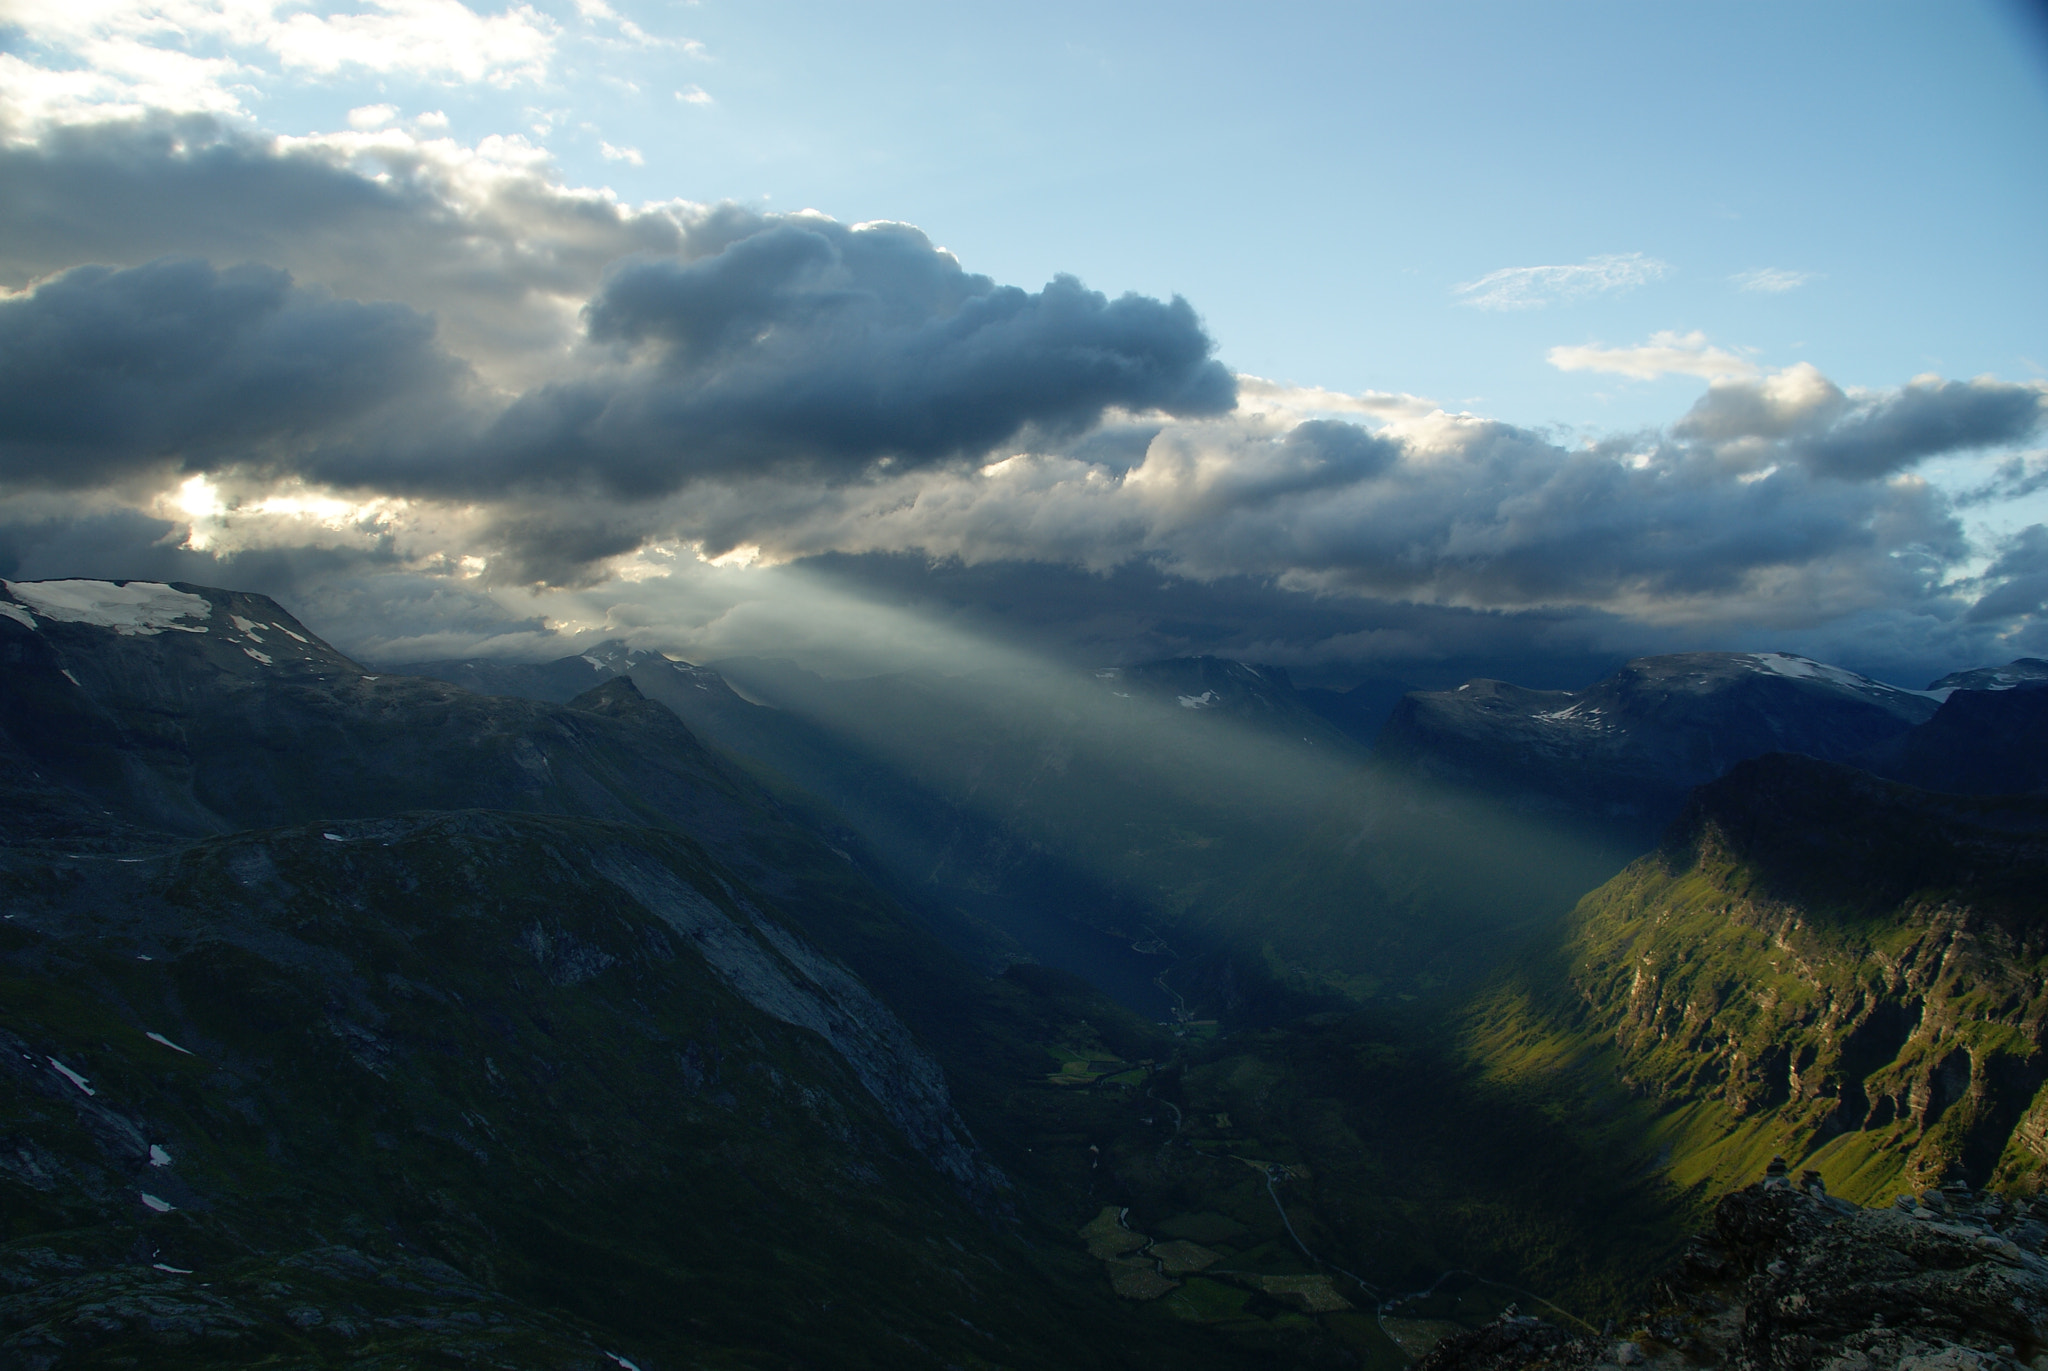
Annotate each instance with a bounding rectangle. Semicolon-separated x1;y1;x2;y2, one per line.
1;0;2045;685
84;0;2044;428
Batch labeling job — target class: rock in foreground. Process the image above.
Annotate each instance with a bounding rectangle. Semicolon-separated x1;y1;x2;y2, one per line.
1419;1170;2048;1371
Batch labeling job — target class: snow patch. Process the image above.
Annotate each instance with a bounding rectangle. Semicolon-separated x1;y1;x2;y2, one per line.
1178;690;1218;709
140;1193;175;1213
47;1058;94;1095
280;626;308;643
323;833;345;842
146;1031;194;1055
1743;652;1901;694
149;1144;172;1167
152;1262;192;1274
242;646;273;665
229;614;265;640
0;600;36;630
5;581;211;635
604;1355;644;1371
60;669;80;687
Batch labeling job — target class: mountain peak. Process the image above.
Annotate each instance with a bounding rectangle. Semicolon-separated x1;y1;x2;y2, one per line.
1926;656;2048;693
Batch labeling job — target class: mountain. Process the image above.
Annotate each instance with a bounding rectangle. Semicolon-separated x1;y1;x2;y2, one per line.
1465;752;2048;1210
396;645;1433;1013
1926;656;2048;693
1855;680;2048;797
0;579;1303;1370
393;642;1644;1016
381;639;679;704
1375;652;1941;839
3;579;1710;1367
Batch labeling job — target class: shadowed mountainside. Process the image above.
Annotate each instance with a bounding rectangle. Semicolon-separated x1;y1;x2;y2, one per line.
1374;652;1940;842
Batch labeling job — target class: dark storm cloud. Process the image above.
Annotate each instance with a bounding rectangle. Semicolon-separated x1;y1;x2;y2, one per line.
1966;523;2048;625
407;217;1235;497
2;125;1233;503
0;257;464;487
1800;377;2045;480
0;117;687;365
1673;367;2045;480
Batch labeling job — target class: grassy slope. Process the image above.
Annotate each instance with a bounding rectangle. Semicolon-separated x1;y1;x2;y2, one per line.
1460;754;2048;1213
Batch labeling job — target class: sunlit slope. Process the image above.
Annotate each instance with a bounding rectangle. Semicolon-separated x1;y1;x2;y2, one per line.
1464;753;2048;1206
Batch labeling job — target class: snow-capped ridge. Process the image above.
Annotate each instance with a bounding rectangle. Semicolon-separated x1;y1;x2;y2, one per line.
6;580;212;636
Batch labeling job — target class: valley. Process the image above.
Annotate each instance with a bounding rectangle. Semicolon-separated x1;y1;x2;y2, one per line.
2;578;2044;1370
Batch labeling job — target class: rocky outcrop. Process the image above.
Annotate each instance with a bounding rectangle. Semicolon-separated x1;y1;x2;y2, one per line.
1419;1167;2048;1371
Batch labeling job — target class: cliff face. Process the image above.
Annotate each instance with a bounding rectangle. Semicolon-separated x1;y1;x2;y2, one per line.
1468;754;2048;1204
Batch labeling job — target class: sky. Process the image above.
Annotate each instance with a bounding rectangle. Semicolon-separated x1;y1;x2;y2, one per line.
0;0;2044;691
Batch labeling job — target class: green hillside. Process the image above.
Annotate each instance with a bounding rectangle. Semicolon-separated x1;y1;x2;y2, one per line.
1463;754;2048;1209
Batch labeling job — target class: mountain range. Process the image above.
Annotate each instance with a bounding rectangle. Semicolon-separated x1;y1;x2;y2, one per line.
3;577;2045;1370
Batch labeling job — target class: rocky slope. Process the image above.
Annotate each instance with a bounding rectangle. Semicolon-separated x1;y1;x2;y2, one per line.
1465;753;2048;1209
393;642;1627;1016
9;579;1688;1368
1376;652;1941;839
1419;1167;2048;1371
1;579;1305;1370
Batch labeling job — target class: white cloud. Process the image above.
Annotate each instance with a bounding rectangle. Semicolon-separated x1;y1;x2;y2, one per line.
1;0;559;130
347;103;398;129
1453;252;1668;310
1233;375;1438;422
599;141;643;164
1547;330;1761;381
676;85;713;105
1732;267;1815;294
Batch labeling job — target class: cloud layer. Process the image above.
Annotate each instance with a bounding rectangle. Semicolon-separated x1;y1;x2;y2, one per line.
1;115;2045;685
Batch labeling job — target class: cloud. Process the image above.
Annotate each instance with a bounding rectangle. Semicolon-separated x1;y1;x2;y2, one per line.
599;141;643;164
1548;330;1761;382
676;86;714;106
0;118;691;385
1965;523;2048;625
667;406;1968;630
0;257;469;490
1234;375;1437;422
1732;268;1815;294
1798;375;2047;480
1953;451;2048;508
1676;365;2047;480
409;212;1236;498
1453;252;1668;311
0;116;2041;683
0;134;1235;514
3;0;559;127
